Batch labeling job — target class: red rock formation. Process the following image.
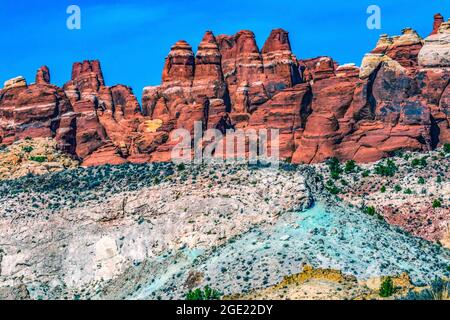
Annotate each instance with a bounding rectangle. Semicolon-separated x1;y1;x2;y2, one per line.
1;14;449;166
431;13;444;35
217;30;272;116
193;31;224;94
36;66;50;85
261;28;301;94
63;60;109;159
162;40;195;86
248;83;311;158
293;63;360;163
0;71;75;151
60;60;161;165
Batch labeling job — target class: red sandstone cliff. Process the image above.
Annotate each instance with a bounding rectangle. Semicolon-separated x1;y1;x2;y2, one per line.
1;14;449;165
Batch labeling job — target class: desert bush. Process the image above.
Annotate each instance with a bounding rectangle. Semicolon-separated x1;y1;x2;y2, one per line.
185;286;222;300
29;155;47;163
404;188;413;195
374;159;397;177
444;143;450;154
362;170;370;178
411;157;427;167
366;206;376;216
22;146;34;153
344;160;357;174
432;199;442;208
379;277;395;297
326;179;341;195
327;158;342;180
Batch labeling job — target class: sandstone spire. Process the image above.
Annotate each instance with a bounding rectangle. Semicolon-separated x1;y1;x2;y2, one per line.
194;31;223;84
262;28;300;90
262;28;292;53
162;40;195;85
431;13;444;35
36;66;50;85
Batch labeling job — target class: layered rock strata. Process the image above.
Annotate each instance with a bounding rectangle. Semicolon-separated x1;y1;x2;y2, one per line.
1;14;449;165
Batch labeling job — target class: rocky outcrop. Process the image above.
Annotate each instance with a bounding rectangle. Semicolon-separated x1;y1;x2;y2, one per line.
360;27;423;79
0;61;156;166
64;60;157;165
216;30;266;114
1;14;449;165
0;72;74;149
418;18;450;67
261;28;301;94
142;28;305;161
431;13;444;35
293;15;450;163
293;61;361;163
35;66;50;85
0;138;78;180
3;76;26;90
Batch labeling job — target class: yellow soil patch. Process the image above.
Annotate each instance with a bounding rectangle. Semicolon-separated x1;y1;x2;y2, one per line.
143;119;163;133
226;265;415;300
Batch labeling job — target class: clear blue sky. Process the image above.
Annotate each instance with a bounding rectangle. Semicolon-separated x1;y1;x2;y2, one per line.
0;0;447;102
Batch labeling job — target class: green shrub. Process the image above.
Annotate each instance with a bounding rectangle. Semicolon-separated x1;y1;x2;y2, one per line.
362;170;370;178
411;157;427;167
432;199;442;208
379;277;395;298
326;179;341;195
176;163;186;171
380;186;386;193
444;143;450;154
394;185;402;192
418;177;425;185
344;160;357;174
22;145;34;153
185;286;222;300
366;206;376;216
404;188;413;195
374;159;397;177
29;155;47;163
327;158;342;180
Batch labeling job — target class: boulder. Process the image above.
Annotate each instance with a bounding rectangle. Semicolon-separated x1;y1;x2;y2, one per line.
418;19;450;67
3;76;27;90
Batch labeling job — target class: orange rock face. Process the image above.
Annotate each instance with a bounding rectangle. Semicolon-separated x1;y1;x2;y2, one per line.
0;73;74;150
35;66;51;85
1;14;449;165
431;13;444;35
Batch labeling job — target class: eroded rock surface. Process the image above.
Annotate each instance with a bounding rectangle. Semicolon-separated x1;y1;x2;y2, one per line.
1;14;449;166
0;163;448;300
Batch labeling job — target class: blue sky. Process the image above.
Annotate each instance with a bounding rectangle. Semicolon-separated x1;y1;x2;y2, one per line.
0;0;447;102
